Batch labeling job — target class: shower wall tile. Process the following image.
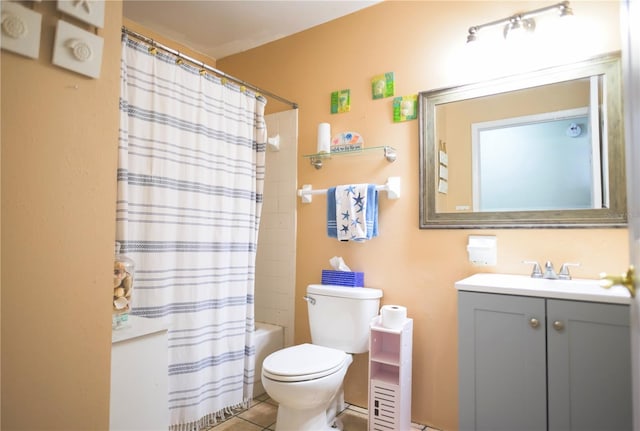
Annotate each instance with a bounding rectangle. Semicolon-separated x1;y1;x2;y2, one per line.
256;110;297;347
261;196;278;214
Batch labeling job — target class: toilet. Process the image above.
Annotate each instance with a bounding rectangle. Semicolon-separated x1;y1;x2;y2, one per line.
261;284;383;431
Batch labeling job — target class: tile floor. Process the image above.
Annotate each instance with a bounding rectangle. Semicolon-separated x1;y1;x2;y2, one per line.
205;393;439;431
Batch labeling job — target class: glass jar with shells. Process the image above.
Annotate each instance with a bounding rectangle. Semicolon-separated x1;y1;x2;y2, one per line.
112;242;134;329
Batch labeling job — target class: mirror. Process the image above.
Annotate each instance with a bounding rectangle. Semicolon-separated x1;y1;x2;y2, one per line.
419;53;626;228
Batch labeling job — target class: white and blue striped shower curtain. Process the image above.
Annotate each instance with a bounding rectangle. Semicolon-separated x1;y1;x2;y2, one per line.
117;35;266;430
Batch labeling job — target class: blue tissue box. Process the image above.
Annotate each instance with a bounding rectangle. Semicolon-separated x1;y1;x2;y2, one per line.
321;270;364;287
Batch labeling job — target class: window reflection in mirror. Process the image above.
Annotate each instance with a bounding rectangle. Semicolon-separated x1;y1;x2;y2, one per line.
419;53;626;228
473;109;599;212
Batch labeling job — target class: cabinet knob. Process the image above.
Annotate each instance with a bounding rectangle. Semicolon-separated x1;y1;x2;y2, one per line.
553;320;564;331
529;317;540;328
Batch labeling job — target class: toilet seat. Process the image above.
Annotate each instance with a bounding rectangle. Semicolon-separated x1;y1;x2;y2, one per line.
262;343;348;382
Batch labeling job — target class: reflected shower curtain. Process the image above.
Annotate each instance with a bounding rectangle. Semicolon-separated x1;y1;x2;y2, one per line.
117;35;265;430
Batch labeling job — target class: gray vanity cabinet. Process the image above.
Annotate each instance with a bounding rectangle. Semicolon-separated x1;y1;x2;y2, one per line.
458;291;632;431
546;299;632;431
458;292;547;431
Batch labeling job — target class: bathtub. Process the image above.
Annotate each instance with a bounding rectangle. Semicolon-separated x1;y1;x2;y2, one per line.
253;322;284;398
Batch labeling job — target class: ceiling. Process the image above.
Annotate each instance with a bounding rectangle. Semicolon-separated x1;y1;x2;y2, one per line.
123;1;381;60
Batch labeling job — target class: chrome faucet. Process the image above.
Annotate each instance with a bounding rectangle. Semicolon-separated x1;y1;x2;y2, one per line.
523;260;543;278
543;261;558;279
524;260;581;280
558;262;580;280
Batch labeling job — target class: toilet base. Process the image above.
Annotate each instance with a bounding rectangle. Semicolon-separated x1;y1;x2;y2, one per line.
275;404;335;431
274;390;346;431
262;347;354;431
326;386;345;426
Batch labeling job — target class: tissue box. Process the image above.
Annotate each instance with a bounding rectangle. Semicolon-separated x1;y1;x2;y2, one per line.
321;270;364;287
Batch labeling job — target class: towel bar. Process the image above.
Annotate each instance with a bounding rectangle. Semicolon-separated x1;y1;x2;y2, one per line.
297;177;401;203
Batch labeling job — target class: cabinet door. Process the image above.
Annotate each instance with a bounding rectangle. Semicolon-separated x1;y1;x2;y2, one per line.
459;292;546;431
547;300;632;431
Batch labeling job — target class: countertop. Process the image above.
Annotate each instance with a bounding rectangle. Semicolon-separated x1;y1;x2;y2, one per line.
455;273;631;304
112;315;169;344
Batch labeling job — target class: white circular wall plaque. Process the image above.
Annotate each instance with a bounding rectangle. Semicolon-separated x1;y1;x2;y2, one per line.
66;39;92;62
1;13;28;39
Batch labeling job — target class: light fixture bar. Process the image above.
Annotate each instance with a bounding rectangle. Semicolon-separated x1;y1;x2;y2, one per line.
466;1;572;43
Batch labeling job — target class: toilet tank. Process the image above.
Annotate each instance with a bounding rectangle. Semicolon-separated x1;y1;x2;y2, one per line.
306;284;383;354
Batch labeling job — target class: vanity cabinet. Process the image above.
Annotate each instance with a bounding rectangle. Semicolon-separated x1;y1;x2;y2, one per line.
458;291;632;431
110;316;169;431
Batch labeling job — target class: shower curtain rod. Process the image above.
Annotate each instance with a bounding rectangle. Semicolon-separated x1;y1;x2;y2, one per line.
122;26;299;109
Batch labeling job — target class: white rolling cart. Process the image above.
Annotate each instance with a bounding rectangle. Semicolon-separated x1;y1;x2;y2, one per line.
368;315;413;431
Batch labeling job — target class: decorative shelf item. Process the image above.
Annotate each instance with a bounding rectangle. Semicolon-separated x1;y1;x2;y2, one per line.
303;145;397;169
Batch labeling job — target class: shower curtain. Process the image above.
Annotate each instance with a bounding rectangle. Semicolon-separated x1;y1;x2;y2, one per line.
117;35;265;430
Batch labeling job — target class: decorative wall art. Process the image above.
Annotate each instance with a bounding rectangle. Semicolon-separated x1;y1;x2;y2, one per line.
371;72;395;99
393;95;418;122
52;20;104;78
0;1;42;59
57;0;104;28
330;89;351;114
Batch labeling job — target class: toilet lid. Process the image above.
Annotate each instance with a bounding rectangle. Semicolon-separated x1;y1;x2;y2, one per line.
262;343;348;382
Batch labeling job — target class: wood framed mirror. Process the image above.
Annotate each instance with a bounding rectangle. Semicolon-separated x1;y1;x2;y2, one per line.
419;53;626;228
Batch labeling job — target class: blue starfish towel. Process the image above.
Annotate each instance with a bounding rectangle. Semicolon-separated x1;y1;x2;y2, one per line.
328;184;378;242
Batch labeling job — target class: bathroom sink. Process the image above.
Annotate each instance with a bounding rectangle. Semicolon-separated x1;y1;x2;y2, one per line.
455;273;631;304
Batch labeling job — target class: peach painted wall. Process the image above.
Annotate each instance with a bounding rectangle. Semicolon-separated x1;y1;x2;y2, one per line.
218;2;628;429
1;1;122;429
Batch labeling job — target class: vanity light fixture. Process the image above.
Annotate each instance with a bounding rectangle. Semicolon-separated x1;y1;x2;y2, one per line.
466;0;573;43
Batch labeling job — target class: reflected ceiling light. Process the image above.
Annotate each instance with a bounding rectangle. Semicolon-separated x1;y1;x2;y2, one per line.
466;1;573;43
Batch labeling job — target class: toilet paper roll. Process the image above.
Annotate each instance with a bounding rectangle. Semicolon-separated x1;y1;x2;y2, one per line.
380;305;407;329
317;123;331;154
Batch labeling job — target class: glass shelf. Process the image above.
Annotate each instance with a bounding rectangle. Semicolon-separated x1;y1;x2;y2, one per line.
303;146;397;169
